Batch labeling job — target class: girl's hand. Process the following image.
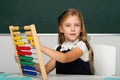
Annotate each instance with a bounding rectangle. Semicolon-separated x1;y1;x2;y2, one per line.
14;55;20;63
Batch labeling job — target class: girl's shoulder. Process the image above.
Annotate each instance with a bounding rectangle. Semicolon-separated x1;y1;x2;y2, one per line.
59;39;88;52
55;40;89;62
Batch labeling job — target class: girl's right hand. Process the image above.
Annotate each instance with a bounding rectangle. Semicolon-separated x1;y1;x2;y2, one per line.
15;55;20;63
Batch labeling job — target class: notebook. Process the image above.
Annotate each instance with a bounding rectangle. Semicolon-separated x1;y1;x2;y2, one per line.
104;77;120;80
0;73;32;80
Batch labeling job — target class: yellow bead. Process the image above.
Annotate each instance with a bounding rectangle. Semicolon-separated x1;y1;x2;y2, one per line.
13;36;22;40
26;36;33;40
15;41;25;45
30;42;34;46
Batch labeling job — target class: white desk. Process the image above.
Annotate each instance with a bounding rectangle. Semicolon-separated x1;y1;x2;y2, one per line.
1;72;120;80
32;74;116;80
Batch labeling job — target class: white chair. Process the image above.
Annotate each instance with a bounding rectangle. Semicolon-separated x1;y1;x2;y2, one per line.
92;44;116;75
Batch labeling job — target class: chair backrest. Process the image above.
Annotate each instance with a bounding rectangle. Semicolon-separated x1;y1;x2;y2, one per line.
92;44;116;75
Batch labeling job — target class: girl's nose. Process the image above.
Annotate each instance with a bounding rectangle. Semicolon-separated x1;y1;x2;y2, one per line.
71;26;75;31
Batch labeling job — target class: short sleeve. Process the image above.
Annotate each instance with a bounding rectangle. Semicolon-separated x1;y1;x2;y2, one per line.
73;41;89;62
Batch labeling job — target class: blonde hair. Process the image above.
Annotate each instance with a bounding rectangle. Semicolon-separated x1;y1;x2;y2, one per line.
57;8;95;74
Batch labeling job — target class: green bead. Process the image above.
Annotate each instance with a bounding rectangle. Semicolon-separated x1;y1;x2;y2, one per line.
20;61;34;66
19;56;33;61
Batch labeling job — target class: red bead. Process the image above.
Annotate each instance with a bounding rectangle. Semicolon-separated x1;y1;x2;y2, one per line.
17;51;32;55
16;46;31;50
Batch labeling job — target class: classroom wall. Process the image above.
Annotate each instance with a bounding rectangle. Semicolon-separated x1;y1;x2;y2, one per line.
0;34;120;76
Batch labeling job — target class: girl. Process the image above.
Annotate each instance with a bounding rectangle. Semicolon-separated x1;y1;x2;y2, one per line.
35;8;94;75
16;8;94;75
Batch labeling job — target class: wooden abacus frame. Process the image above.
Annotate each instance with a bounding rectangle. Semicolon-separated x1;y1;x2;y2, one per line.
9;24;47;80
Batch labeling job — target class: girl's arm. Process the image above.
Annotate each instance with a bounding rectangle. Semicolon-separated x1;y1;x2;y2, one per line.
34;59;55;74
40;45;83;63
15;55;55;74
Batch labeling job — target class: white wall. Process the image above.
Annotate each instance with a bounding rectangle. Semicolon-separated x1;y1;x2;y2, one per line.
0;34;120;76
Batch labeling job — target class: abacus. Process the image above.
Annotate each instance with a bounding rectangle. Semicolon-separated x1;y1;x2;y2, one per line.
9;24;47;80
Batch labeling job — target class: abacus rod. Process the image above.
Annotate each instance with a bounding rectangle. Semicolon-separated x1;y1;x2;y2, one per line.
9;26;23;76
30;24;47;80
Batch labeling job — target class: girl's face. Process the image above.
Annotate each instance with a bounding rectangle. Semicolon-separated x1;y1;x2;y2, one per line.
59;15;82;42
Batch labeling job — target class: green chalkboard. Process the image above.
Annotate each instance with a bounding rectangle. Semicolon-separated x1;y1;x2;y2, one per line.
0;0;120;33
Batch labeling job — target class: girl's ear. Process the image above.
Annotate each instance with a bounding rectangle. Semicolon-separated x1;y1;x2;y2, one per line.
59;25;63;33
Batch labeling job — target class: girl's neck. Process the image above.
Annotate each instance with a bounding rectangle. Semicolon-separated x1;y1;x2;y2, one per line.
64;39;79;43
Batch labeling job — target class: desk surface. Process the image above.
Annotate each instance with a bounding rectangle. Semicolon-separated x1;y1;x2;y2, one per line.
1;72;120;80
32;74;118;80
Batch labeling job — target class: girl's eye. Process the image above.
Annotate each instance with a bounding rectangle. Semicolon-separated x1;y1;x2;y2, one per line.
75;24;80;27
75;24;81;27
66;25;70;27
